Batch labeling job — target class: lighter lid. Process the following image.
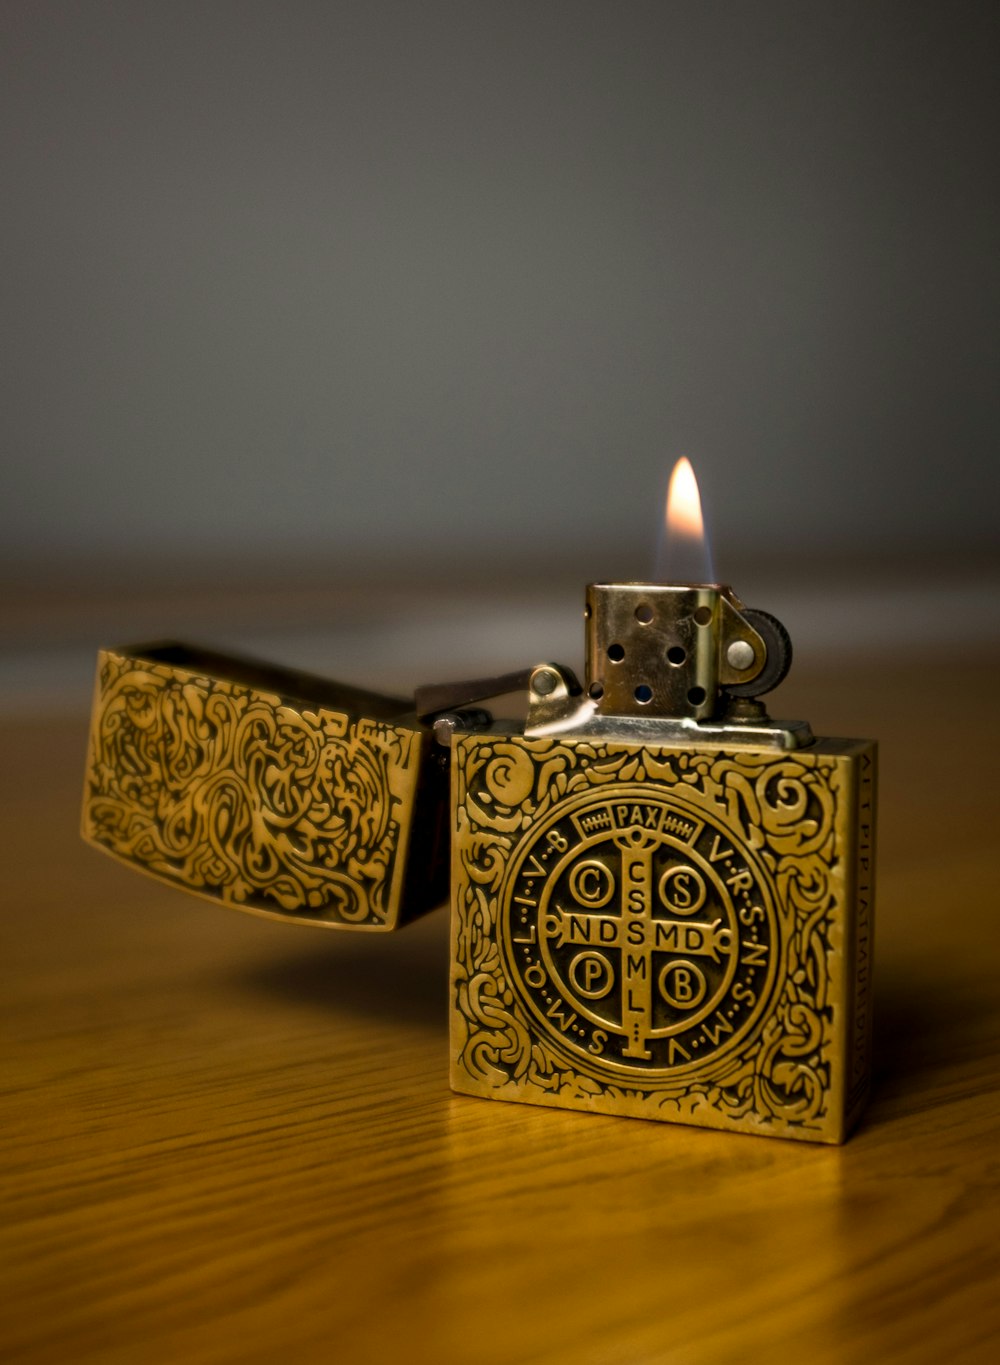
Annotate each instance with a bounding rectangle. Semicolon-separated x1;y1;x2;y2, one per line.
82;644;448;931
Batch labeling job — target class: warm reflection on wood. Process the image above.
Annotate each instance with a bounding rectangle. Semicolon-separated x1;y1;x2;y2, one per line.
3;650;1000;1363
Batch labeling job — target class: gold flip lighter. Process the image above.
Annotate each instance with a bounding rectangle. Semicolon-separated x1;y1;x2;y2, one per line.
83;580;875;1144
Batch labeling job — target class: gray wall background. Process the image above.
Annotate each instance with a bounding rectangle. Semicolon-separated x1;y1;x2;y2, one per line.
2;1;997;588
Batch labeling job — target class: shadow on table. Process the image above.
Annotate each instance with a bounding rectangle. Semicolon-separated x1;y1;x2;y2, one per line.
235;906;451;1032
865;961;996;1129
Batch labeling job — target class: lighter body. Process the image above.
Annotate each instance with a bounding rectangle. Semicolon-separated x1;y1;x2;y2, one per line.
451;727;875;1143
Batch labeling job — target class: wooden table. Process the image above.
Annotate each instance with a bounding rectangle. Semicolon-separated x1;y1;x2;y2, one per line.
4;651;1000;1364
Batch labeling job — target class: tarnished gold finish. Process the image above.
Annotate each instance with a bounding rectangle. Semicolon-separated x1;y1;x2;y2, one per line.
449;580;875;1143
450;731;875;1143
586;582;768;719
82;644;447;930
80;572;876;1143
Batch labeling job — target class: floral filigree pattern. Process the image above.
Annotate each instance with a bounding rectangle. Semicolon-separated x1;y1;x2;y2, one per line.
84;650;424;928
451;732;868;1142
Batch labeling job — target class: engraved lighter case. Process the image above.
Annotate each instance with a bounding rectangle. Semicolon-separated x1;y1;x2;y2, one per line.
82;581;876;1143
82;644;448;930
448;583;876;1143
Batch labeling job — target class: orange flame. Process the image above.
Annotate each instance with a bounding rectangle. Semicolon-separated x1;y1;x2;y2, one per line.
665;456;705;542
656;456;714;582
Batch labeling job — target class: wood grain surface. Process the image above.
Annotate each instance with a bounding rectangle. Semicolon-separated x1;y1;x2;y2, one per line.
3;652;1000;1364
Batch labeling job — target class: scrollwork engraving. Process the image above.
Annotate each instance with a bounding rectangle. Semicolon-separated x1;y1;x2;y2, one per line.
84;651;423;928
451;732;857;1140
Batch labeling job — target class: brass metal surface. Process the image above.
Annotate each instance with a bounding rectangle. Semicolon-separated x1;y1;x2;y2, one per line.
450;729;875;1142
524;659;814;748
528;581;810;747
82;644;447;930
585;582;769;720
78;577;876;1143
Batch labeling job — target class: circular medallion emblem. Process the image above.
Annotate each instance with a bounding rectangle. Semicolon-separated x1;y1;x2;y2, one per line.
500;784;781;1081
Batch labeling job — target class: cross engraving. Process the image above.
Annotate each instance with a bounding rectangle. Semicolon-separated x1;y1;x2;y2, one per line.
548;830;733;1059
